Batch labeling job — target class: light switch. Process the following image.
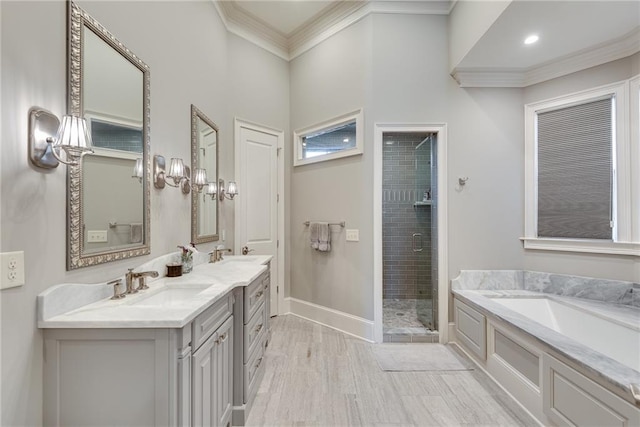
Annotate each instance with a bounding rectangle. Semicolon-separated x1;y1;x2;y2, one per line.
346;229;359;242
87;230;108;243
1;251;25;290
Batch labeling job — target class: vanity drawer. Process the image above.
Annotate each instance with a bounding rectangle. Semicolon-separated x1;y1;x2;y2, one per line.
243;302;266;363
192;294;233;351
244;333;267;403
244;271;268;324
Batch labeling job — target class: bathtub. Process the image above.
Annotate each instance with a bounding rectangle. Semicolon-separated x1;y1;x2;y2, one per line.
451;270;640;425
491;297;640;372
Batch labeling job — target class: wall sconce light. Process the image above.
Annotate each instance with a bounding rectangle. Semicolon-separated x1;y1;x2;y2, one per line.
132;158;143;183
207;179;238;201
153;155;207;195
28;107;94;169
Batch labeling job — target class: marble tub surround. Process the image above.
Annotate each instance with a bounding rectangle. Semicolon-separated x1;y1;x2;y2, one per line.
451;270;640;405
452;269;639;307
38;253;272;329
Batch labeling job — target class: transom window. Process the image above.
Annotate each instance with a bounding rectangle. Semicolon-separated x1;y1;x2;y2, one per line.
293;109;363;166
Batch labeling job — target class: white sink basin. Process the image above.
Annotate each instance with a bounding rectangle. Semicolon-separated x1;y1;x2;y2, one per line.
223;256;261;263
129;285;210;307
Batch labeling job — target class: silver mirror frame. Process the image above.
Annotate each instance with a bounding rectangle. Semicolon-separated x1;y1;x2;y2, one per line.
190;105;219;244
67;1;151;270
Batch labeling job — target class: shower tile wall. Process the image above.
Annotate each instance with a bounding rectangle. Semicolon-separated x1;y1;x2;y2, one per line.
383;133;432;300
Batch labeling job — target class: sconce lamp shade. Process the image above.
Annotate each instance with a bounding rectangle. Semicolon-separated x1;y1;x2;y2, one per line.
206;181;217;195
227;181;238;198
205;181;217;200
193;168;208;187
132;158;144;182
52;115;94;164
167;158;185;185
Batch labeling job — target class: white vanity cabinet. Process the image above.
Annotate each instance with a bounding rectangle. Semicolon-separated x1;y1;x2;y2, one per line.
232;266;271;425
192;316;234;427
41;258;273;427
43;293;234;427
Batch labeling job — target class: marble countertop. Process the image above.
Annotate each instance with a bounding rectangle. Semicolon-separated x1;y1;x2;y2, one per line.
38;255;272;329
453;289;640;403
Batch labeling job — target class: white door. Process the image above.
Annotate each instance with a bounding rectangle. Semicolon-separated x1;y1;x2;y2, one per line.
235;120;282;316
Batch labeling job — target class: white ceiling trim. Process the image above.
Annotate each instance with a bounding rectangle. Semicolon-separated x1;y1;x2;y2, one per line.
452;27;640;88
290;1;451;60
214;0;452;62
216;0;290;60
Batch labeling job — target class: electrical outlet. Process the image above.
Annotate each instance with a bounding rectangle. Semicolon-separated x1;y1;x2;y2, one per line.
1;251;25;290
346;229;359;242
87;230;108;243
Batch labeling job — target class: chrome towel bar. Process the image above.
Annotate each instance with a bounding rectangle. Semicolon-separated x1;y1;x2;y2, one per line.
303;221;345;227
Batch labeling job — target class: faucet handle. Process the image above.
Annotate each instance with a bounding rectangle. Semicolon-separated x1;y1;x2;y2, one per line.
136;276;149;291
241;246;255;255
107;279;126;300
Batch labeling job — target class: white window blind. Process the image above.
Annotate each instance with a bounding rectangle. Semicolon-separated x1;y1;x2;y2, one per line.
536;96;613;240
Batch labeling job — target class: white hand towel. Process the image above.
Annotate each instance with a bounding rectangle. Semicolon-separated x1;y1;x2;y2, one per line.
317;222;331;252
309;222;320;249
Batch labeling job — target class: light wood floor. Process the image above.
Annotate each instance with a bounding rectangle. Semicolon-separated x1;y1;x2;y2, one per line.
246;315;538;427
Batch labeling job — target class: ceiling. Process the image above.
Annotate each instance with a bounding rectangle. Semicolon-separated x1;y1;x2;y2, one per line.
216;0;640;86
458;1;640;69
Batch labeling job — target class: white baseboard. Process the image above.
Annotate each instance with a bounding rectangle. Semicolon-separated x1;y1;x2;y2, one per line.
285;297;374;342
447;322;456;344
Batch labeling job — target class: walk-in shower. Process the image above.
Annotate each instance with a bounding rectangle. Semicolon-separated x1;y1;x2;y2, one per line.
382;132;438;342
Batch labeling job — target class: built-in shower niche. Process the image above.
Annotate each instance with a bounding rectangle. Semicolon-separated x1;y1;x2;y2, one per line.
382;132;438;342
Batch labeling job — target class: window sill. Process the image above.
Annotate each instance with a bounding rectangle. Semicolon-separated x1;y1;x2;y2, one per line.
520;238;640;257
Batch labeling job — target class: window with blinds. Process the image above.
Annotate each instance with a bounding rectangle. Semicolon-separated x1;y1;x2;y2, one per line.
536;97;614;240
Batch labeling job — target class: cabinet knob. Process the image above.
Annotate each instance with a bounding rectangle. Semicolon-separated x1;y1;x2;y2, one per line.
215;332;228;345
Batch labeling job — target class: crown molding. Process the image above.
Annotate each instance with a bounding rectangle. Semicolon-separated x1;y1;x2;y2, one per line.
290;1;451;59
214;0;452;61
216;0;290;60
452;27;640;88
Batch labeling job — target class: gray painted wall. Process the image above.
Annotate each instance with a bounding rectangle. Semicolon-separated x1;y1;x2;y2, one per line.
289;17;374;319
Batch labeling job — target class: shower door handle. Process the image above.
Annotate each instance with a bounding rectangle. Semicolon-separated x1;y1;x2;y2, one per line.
412;233;423;252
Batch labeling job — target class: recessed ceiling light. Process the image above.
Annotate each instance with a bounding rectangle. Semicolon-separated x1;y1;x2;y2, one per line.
385;141;394;145
343;138;349;143
524;34;539;45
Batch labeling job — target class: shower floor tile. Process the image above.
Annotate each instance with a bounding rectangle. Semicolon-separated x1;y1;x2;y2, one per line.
383;298;437;342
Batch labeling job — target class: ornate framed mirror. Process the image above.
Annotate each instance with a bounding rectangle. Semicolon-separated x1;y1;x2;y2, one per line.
67;2;150;269
191;105;219;244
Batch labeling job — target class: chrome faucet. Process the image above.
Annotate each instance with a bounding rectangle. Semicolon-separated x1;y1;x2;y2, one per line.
125;269;159;293
209;247;232;263
134;270;159;291
241;246;254;255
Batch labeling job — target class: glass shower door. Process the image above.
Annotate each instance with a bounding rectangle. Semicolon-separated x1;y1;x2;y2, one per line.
415;137;434;330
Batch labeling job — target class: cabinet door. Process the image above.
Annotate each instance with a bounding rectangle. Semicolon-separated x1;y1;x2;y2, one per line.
192;316;233;427
215;316;234;427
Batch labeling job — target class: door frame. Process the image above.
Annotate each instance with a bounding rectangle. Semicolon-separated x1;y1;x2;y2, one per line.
234;118;285;316
373;123;449;343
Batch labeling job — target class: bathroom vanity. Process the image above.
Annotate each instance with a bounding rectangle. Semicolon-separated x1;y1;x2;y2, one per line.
38;255;271;427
